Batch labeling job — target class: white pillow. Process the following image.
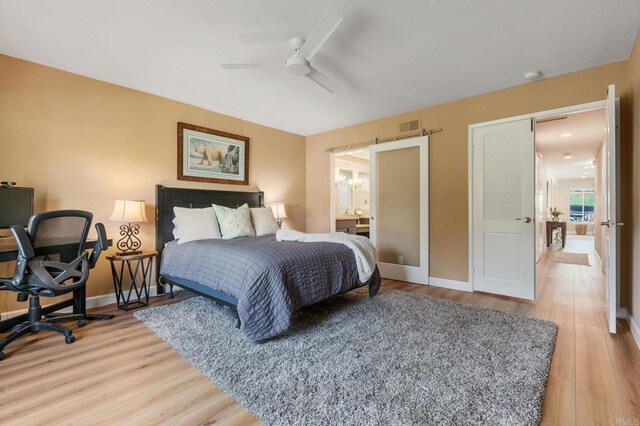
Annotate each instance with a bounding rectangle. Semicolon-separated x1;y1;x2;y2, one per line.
172;206;221;244
212;204;256;240
250;207;280;236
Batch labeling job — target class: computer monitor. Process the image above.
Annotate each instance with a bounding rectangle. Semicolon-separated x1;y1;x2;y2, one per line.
0;187;34;229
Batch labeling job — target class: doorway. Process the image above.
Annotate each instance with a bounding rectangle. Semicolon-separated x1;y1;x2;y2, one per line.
469;85;620;333
330;149;371;237
535;108;605;266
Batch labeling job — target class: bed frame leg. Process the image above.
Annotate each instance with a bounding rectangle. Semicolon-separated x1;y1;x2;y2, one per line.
369;267;381;297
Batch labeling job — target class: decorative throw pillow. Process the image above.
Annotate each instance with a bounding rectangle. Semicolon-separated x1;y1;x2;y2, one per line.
172;206;221;244
250;207;280;236
212;203;256;239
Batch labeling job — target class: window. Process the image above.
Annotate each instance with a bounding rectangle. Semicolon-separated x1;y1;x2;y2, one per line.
569;189;595;222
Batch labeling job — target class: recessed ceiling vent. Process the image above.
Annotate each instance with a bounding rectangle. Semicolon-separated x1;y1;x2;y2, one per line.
399;119;420;133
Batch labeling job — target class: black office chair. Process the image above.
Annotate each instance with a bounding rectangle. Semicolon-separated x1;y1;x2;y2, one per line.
0;210;108;360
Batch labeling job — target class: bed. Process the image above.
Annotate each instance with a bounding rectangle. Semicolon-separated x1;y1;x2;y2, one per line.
155;185;381;342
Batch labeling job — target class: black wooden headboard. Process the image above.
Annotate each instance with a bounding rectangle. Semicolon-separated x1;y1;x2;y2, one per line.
155;185;264;288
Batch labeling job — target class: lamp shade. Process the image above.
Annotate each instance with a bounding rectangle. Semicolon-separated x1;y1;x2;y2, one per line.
270;203;288;220
109;200;147;223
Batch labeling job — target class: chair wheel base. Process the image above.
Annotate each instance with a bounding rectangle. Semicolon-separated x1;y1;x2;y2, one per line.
77;320;86;328
65;335;75;344
0;352;5;361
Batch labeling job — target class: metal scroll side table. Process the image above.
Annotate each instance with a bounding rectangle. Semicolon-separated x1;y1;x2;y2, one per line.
107;250;157;311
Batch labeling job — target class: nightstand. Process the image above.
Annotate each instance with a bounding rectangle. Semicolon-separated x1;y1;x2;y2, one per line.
107;250;157;311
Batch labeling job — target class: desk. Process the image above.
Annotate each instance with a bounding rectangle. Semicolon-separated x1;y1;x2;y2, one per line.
546;221;566;248
0;236;113;332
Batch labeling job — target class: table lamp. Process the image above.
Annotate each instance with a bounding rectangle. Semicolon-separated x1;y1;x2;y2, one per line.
109;199;147;256
270;203;288;228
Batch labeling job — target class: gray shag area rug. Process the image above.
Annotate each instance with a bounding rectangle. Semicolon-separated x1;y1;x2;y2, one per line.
134;289;557;425
552;251;591;266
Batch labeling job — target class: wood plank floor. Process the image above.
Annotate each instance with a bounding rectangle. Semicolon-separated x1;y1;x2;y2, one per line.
1;236;639;425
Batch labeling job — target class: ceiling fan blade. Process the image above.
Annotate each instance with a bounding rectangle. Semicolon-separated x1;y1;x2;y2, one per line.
297;11;343;60
306;67;340;94
221;62;284;69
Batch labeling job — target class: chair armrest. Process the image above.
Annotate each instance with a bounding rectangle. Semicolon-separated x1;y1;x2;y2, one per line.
88;223;107;268
0;276;20;292
4;226;33;290
10;226;34;259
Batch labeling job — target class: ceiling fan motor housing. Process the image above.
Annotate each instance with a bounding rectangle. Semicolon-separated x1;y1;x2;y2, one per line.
285;56;311;76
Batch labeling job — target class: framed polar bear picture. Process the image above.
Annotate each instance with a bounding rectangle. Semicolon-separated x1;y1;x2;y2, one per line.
177;122;250;185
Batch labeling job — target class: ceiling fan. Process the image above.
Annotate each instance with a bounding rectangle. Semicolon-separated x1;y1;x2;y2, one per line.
221;11;343;94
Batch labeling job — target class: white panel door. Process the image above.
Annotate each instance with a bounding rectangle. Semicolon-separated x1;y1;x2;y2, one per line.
472;119;535;300
369;136;429;284
603;84;620;334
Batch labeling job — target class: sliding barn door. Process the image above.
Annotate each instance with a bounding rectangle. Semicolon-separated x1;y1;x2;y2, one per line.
369;136;429;284
472;119;536;300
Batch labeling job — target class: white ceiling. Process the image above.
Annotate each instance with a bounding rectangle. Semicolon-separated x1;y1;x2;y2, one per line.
1;1;639;136
536;108;605;180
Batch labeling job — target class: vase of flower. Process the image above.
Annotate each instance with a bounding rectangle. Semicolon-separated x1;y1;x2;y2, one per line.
550;207;562;222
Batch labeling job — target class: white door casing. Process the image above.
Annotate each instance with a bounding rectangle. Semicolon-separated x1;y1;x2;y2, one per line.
603;84;620;334
471;119;536;300
369;136;429;284
535;152;547;263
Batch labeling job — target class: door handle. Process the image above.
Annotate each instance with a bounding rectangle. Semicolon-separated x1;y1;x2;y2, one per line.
515;217;532;223
601;221;625;227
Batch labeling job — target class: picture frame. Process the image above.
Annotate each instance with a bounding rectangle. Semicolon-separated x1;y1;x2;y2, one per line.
177;122;250;185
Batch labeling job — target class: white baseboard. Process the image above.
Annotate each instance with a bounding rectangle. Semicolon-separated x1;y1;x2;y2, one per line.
613;308;640;351
0;284;183;321
428;277;471;292
628;315;640;351
593;249;603;268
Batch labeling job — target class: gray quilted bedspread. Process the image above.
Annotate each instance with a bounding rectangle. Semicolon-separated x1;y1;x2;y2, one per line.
160;235;379;342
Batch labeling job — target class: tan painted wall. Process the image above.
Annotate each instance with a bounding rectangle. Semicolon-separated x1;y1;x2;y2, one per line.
306;60;632;305
0;54;306;313
551;179;595;235
630;32;640;320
